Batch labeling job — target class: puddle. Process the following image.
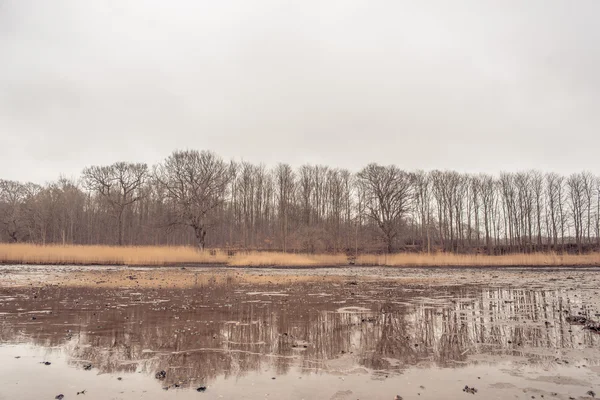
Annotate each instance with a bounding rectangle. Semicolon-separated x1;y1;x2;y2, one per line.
1;267;600;399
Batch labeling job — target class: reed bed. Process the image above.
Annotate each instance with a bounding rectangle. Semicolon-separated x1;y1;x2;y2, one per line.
0;243;599;267
228;252;347;267
0;243;229;265
356;252;600;266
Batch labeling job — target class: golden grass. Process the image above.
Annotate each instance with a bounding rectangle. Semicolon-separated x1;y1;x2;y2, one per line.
0;243;599;267
0;243;229;266
228;252;347;267
356;252;600;267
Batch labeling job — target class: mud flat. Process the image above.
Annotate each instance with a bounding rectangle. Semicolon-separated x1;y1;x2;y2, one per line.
1;265;600;399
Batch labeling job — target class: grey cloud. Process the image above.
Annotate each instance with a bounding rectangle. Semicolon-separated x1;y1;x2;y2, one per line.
1;0;599;183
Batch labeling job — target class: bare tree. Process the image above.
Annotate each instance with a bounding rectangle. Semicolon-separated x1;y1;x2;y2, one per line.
154;150;231;251
0;180;30;242
82;162;148;245
412;171;432;253
274;163;295;253
582;172;595;245
357;164;412;253
596;175;600;247
479;174;497;253
567;173;585;253
531;171;544;248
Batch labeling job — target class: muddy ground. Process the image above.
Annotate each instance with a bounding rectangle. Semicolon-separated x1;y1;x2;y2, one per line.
1;265;600;399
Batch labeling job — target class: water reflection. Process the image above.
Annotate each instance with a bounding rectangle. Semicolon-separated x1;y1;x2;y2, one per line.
1;282;599;388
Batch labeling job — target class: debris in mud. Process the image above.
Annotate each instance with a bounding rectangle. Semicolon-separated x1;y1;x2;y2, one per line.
588;390;596;398
463;385;478;394
155;370;167;380
566;315;588;324
394;396;403;400
77;390;86;395
42;361;51;365
83;364;92;370
586;322;600;333
196;386;207;392
55;395;64;400
565;315;600;333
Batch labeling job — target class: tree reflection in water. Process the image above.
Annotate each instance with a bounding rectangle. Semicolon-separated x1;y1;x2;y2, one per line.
1;283;598;387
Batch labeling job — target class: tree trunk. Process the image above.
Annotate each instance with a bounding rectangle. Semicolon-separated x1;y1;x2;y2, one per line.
193;225;207;251
385;230;394;254
117;210;124;246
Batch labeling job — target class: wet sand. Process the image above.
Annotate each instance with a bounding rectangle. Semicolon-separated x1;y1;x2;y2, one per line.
1;265;600;399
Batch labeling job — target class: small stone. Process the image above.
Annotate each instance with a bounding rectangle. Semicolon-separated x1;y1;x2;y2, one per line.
197;386;207;392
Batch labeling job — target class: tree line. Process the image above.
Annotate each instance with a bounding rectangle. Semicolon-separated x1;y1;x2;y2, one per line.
1;149;599;254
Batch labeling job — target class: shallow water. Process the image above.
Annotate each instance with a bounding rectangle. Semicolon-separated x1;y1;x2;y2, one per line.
1;267;600;399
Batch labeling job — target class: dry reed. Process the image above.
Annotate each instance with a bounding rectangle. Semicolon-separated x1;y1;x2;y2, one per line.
0;243;229;265
0;243;599;267
228;252;347;267
356;252;600;266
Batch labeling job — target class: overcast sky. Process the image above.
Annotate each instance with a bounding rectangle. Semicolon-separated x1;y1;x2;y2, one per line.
1;1;599;183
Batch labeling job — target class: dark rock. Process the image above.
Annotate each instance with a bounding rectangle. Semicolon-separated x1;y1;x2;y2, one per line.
55;395;64;400
197;386;207;392
155;370;167;380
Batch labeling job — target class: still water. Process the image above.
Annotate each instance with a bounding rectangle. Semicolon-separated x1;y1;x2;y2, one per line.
1;267;599;399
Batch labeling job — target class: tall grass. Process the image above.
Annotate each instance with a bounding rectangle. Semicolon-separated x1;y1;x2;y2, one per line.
228;252;347;266
0;243;599;267
356;252;600;266
0;243;229;265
